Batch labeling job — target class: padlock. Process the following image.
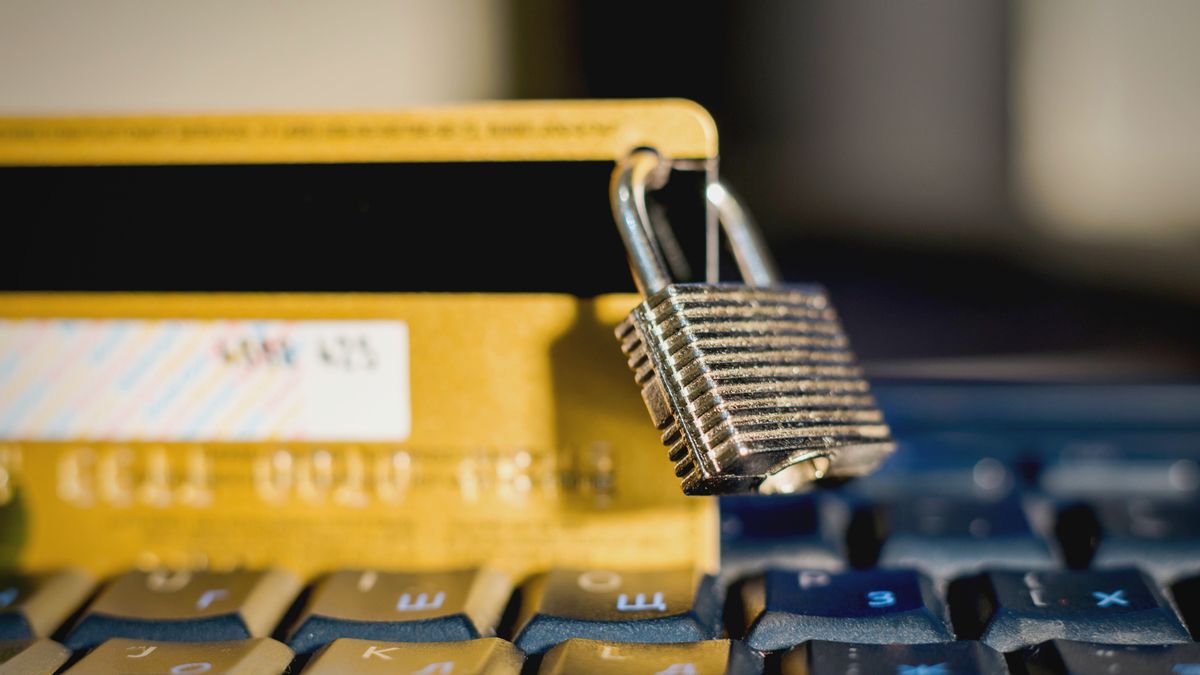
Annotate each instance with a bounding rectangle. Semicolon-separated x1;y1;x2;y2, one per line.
611;148;895;495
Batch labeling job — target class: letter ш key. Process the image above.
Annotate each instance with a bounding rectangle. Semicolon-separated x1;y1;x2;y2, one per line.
287;569;512;655
513;569;720;654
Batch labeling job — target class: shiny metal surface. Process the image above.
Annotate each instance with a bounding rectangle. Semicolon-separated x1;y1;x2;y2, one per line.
705;180;781;288
611;151;895;495
611;149;673;296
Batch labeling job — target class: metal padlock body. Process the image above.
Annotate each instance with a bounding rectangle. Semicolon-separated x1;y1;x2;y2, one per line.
610;149;894;495
617;282;893;495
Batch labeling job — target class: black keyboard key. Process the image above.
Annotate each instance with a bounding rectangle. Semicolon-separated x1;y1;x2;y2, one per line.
719;494;845;579
781;640;1008;675
1173;575;1200;639
0;639;71;674
949;569;1190;652
63;637;292;674
65;569;300;650
1022;639;1200;675
739;569;952;652
869;495;1056;580
0;570;92;639
1061;498;1200;582
287;568;512;654
539;638;762;674
512;568;720;655
304;637;524;674
1054;503;1103;569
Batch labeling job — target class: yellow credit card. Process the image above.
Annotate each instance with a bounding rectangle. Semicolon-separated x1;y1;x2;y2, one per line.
0;293;717;577
0;99;717;165
0;100;720;579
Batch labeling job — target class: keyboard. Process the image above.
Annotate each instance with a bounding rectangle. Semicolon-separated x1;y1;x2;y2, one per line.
1;382;1198;674
4;108;1196;673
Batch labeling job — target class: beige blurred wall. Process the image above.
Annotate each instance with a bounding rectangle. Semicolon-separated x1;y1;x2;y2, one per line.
0;0;511;114
1015;0;1200;245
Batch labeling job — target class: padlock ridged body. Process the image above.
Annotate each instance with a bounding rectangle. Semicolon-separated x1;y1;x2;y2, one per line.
616;283;894;495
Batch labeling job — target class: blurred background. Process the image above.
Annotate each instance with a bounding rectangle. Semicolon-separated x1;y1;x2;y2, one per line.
1;0;1197;369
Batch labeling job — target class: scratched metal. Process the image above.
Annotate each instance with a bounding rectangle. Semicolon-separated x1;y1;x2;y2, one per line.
617;283;895;495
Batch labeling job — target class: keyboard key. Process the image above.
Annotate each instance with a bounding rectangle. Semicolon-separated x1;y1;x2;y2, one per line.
780;640;1008;675
1021;639;1200;675
287;568;511;654
949;569;1190;652
1173;575;1200;639
64;637;292;674
1060;498;1200;582
850;434;1023;499
540;638;761;674
1038;435;1200;499
303;637;523;674
719;494;845;579
512;568;720;655
0;639;71;674
868;494;1056;580
1053;503;1103;569
739;569;953;652
65;569;301;650
0;569;93;638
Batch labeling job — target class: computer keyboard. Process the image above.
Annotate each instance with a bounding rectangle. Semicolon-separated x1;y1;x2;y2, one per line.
1;421;1199;673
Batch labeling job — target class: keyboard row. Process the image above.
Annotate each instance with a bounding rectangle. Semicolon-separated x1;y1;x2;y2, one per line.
4;567;1200;655
876;432;1200;500
6;636;1200;674
720;490;1200;583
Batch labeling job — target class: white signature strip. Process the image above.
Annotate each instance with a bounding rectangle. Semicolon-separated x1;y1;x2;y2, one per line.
0;319;410;442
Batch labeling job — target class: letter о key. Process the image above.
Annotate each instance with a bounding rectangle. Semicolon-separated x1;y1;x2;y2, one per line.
513;569;720;654
611;150;895;495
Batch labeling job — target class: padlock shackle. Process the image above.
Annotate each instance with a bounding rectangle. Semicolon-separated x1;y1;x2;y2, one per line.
706;180;781;288
611;149;781;296
611;149;673;296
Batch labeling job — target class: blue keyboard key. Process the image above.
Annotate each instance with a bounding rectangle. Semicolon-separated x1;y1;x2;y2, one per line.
1022;639;1200;675
781;640;1009;675
870;494;1056;580
720;494;845;579
1064;498;1200;582
738;569;953;652
949;569;1190;652
848;434;1021;499
1038;434;1200;499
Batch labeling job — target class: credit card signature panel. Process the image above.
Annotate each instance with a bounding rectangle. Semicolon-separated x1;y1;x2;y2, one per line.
0;293;717;577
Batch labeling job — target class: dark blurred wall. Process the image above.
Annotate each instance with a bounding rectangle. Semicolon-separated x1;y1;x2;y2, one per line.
514;0;1011;246
0;0;1194;358
511;0;1199;361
